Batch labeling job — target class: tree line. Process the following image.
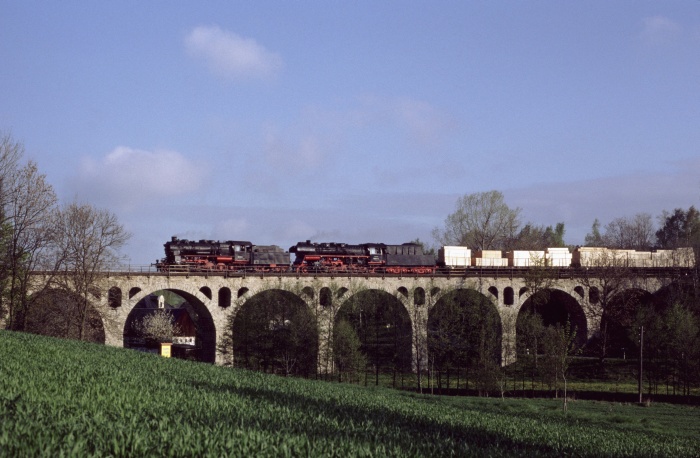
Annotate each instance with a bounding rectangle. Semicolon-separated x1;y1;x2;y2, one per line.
432;189;700;257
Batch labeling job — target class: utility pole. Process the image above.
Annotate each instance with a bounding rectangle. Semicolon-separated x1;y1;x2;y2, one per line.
638;325;644;404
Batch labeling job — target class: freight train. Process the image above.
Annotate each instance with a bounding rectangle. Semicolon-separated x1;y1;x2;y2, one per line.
155;236;696;273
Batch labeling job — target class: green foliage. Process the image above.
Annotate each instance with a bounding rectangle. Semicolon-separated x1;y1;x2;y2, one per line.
332;319;367;383
1;331;699;457
336;290;413;384
222;290;319;377
585;218;604;247
512;222;566;250
427;289;502;391
656;206;700;250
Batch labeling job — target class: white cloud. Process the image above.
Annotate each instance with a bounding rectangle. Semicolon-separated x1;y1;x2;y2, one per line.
184;25;283;80
75;146;207;208
640;16;682;45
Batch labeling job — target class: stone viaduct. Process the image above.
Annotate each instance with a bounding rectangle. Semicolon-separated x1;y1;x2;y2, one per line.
61;269;677;367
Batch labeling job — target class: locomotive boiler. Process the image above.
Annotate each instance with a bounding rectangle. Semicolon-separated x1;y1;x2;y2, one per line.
156;236;290;272
289;240;436;274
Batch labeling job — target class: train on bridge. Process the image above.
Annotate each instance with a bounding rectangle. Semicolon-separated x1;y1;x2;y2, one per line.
155;236;695;274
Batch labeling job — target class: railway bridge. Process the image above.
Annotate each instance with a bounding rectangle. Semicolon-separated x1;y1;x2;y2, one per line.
39;268;680;368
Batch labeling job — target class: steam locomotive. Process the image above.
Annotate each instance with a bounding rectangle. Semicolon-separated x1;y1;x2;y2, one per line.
289;240;436;274
155;236;696;273
155;236;290;272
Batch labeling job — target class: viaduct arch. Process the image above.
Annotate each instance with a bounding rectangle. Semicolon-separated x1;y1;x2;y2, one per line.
27;271;675;368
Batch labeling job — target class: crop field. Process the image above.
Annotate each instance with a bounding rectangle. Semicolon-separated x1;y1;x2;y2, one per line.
1;331;699;457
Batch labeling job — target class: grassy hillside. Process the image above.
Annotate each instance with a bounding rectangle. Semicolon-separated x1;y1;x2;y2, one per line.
1;331;698;457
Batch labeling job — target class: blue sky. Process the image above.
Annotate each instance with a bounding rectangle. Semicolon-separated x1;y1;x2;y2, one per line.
1;1;699;265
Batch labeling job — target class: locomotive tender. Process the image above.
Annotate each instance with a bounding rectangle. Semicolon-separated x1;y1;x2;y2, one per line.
155;236;695;273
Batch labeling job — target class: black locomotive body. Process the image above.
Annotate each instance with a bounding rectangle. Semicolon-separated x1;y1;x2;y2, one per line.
289;240;435;274
156;236;290;272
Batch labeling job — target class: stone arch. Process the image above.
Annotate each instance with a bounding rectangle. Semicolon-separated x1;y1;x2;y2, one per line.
574;286;585;299
26;287;106;344
124;288;216;363
237;287;249;298
335;288;413;384
429;288;503;369
595;287;662;358
200;286;212;300
337;287;349;300
128;287;141;299
228;289;318;377
517;288;587;349
589;287;600;304
397;286;409;298
519;287;529;297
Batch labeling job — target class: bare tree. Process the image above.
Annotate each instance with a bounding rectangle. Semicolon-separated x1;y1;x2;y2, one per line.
51;202;130;340
602;213;655;250
0;134;58;329
577;250;638;365
432;190;521;250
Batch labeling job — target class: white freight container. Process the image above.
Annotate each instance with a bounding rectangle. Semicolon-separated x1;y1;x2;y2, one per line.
507;250;545;267
473;256;508;267
545;247;572;267
438;246;472;267
474;250;503;259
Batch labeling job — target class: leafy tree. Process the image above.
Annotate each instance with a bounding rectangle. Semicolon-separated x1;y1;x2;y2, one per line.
336;290;412;386
584;218;604;246
633;302;700;397
332;319;366;383
432;190;521;250
221;290;319;377
540;322;579;409
656;206;700;268
427;289;501;392
512;222;566;250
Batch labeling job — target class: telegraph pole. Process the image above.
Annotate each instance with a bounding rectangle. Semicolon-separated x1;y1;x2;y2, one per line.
638;325;644;404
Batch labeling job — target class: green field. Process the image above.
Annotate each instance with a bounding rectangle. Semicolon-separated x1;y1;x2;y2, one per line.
1;331;699;457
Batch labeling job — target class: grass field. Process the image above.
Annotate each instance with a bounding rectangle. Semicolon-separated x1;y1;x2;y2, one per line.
1;331;699;457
